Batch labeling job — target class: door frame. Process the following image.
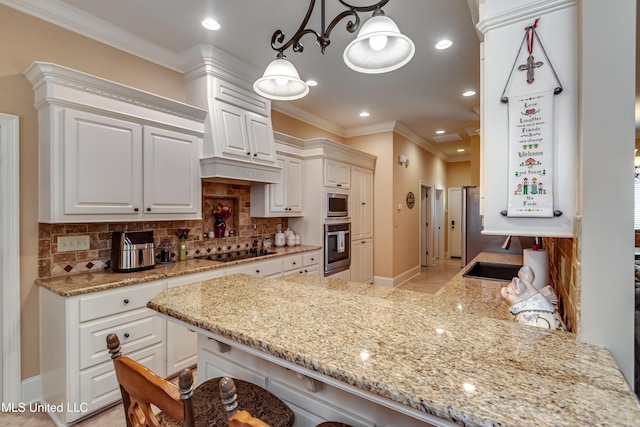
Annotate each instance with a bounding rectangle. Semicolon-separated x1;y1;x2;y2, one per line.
434;186;445;259
1;113;21;403
419;182;434;267
448;187;462;258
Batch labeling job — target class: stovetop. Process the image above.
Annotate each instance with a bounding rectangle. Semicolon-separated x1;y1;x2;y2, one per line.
195;250;276;263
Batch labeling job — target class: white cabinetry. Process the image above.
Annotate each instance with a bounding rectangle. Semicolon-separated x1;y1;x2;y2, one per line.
225;251;321;278
40;280;166;426
165;269;227;377
350;167;373;240
213;101;276;165
351;239;373;284
62;109;201;220
24;62;207;223
324;159;351;188
250;153;303;217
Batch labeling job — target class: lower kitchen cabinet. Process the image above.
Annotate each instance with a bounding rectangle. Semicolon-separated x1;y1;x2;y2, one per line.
39;279;166;425
165;269;227;377
351;238;373;284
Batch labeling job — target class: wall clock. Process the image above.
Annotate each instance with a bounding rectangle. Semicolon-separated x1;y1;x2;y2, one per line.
406;192;415;209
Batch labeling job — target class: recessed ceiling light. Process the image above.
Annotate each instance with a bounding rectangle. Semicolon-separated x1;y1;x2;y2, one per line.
463;90;476;97
202;18;220;31
306;79;318;87
359;111;370;117
435;39;453;50
457;148;465;152
435;130;445;134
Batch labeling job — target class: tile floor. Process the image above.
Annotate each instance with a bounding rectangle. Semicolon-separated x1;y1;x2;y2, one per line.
0;258;462;427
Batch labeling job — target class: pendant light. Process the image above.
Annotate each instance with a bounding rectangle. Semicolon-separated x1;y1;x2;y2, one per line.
343;8;415;74
253;0;414;101
253;52;309;101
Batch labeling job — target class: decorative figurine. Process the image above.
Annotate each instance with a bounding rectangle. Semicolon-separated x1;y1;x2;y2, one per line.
501;265;566;331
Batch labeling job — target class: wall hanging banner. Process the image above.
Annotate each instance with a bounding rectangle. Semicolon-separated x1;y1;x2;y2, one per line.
507;89;554;217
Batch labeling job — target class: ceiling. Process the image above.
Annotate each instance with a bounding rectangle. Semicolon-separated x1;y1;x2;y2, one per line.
7;0;482;161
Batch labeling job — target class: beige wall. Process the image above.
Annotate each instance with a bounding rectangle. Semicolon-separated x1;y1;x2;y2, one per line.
469;135;481;186
272;110;345;143
445;161;471;188
392;134;447;277
0;5;186;379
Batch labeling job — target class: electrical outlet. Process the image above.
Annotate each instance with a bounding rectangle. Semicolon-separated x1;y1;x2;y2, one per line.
58;235;90;252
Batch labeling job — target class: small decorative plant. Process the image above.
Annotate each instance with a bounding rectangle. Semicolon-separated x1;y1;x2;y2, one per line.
213;201;232;221
175;228;190;240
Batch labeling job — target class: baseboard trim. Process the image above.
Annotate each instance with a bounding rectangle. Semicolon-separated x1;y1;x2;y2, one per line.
21;375;41;403
373;265;422;288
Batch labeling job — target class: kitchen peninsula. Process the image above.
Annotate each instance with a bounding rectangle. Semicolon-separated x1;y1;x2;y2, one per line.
147;253;640;427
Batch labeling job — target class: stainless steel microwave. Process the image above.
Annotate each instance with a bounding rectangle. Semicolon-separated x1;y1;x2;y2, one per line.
327;192;349;217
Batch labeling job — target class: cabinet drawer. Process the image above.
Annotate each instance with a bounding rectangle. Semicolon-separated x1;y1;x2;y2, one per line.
283;255;303;272
226;258;282;277
303;252;320;267
79;342;164;416
79;308;164;370
79;280;165;322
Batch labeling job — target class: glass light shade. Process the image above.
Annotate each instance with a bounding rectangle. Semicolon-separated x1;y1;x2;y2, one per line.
343;14;415;74
253;58;309;100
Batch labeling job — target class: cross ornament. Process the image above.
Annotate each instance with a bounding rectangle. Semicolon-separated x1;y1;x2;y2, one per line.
518;55;544;84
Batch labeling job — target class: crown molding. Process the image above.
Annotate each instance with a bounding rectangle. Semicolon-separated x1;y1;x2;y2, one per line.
392;121;448;161
477;0;576;34
2;0;184;72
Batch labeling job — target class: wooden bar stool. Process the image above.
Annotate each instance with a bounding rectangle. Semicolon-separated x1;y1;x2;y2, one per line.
106;333;294;427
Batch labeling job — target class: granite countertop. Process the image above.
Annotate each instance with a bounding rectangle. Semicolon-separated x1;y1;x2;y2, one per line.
147;253;640;427
35;245;321;296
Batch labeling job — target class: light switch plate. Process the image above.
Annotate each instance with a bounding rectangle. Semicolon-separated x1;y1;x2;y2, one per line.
58;235;90;252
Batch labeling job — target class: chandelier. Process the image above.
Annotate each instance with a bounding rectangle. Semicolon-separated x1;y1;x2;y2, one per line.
253;0;415;101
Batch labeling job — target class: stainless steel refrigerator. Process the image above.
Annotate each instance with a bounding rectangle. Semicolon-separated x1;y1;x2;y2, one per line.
461;186;535;266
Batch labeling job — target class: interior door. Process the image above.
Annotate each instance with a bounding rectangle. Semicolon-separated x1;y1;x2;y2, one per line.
448;187;462;258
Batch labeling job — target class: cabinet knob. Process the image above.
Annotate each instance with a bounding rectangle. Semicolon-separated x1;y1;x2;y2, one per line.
292;261;296;265
256;269;260;273
146;207;151;212
247;152;251;155
134;208;139;212
253;153;258;157
124;333;130;338
123;299;129;304
337;184;342;187
310;258;314;261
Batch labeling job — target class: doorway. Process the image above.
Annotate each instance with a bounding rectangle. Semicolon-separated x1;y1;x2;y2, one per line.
448;187;462;258
1;113;21;403
434;187;445;259
420;184;433;267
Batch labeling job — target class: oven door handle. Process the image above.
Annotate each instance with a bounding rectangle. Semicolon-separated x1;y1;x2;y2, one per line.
326;231;351;237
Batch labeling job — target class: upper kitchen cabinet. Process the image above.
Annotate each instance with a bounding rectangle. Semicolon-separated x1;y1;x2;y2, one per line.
183;49;281;184
324;159;351;189
24;62;207;223
251;152;304;218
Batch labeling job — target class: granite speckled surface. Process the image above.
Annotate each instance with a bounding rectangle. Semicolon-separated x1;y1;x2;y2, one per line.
35;245;321;296
147;254;640;427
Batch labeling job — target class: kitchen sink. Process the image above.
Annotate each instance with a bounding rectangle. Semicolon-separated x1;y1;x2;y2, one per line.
462;261;523;282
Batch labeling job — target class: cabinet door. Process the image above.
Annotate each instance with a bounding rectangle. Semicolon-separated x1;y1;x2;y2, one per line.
246;111;277;164
64;109;142;215
143;126;201;215
351;167;373;240
269;158;287;213
285;157;303;213
350;240;363;283
214;102;252;160
360;169;373;239
362;239;374;284
324;159;350;188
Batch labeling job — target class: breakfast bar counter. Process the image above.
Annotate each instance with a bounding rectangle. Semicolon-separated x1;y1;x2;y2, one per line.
147;253;640;427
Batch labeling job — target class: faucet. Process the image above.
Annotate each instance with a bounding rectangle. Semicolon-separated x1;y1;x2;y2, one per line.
501;235;512;250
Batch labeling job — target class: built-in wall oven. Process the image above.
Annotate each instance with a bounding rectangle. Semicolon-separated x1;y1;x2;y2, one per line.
324;222;350;276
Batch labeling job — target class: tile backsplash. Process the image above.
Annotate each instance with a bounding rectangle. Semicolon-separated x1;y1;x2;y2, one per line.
543;236;579;333
38;182;288;278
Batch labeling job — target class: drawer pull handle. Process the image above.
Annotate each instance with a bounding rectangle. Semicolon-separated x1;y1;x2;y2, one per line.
124;333;130;338
123;299;130;304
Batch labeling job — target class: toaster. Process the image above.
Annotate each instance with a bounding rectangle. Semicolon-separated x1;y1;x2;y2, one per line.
111;230;155;273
